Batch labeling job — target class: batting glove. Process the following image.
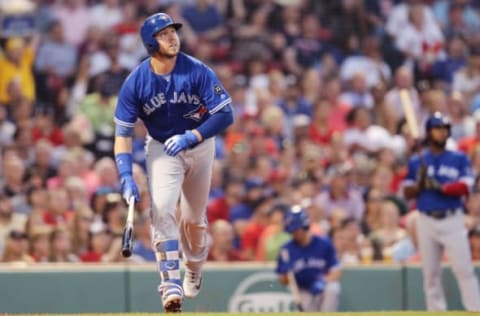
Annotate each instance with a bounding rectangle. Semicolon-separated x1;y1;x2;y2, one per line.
120;175;140;203
164;130;199;156
309;280;325;295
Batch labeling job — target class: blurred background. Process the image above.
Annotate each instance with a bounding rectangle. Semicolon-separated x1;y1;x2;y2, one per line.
1;0;480;270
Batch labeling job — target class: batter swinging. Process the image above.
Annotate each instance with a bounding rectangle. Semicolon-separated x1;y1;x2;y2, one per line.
113;13;233;312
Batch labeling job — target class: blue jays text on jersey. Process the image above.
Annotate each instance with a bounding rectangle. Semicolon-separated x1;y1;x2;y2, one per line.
114;52;232;143
405;149;474;212
276;235;339;290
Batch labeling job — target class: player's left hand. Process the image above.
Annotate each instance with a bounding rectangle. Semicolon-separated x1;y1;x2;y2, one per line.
423;177;442;191
309;280;325;295
164;130;199;156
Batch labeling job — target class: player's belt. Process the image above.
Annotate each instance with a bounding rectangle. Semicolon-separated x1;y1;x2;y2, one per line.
423;208;460;220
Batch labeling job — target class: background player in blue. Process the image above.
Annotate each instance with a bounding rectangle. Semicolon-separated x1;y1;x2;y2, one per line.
113;13;234;313
275;205;341;312
403;112;480;311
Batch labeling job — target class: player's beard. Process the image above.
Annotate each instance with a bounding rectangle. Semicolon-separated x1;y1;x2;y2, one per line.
430;138;447;149
158;44;180;59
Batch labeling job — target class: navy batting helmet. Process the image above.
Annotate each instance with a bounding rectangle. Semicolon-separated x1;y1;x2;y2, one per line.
140;13;182;55
425;112;451;135
284;205;310;233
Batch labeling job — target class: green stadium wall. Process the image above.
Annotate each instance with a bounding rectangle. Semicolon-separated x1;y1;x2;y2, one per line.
0;263;479;313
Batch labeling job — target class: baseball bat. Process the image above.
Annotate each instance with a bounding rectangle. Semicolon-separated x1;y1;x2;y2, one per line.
121;196;135;258
287;270;304;312
281;249;304;311
399;89;420;140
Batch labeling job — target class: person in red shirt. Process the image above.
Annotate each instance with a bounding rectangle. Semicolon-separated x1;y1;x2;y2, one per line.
207;219;245;261
80;221;121;262
31;106;64;146
240;196;272;260
458;111;480;155
42;188;74;226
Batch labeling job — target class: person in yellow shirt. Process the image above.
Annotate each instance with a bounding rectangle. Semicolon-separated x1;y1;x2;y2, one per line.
0;37;36;104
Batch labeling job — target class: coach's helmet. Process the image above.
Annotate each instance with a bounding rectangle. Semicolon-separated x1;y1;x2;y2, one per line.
140;13;182;55
284;205;310;234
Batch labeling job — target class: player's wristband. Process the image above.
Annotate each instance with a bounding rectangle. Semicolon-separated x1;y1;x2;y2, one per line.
191;129;203;143
442;181;468;196
115;153;133;178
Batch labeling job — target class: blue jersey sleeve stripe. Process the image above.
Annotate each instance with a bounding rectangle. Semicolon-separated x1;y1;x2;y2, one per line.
400;179;416;187
209;98;232;115
459;176;474;190
329;263;342;271
114;117;136;128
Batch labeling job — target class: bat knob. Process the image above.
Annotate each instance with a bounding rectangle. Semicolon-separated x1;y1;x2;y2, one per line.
121;226;133;258
122;248;132;258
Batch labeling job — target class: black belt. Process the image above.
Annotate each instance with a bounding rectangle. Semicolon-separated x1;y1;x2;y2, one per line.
423;208;459;220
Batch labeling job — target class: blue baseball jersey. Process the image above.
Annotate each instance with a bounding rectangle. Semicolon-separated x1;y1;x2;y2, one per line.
114;52;232;142
276;235;339;290
405;149;474;212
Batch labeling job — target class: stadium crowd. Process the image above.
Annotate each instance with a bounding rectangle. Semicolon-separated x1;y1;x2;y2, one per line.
1;0;480;265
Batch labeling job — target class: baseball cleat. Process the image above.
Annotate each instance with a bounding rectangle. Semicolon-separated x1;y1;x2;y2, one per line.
158;282;183;313
183;269;202;298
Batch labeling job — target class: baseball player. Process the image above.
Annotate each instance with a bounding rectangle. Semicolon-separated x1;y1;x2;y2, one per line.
403;112;480;311
113;13;234;312
276;205;341;312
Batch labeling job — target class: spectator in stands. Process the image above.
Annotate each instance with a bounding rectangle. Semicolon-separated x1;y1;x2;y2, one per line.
76;79;117;158
1;230;33;263
433;0;480;41
340;36;392;89
42;187;74;227
385;66;421;126
0;194;27;257
89;0;123;31
64;176;89;212
29;225;52;262
31;106;64;147
182;0;227;43
395;3;445;75
448;91;475;141
469;226;480;261
466;191;480;231
52;0;90;48
0;106;15;148
35;20;78;82
25;187;49;232
452;45;480;104
368;200;407;263
0;36;37;104
80;221;121;262
361;188;384;236
101;193;124;236
339;72;374;109
131;212;155;262
240;195;273;260
49;225;79;262
255;203;290;261
431;36;468;87
208;219;245;261
46;153;77;190
314;163;365;221
284;13;329;76
458;110;480;155
26;140;57;188
71;206;94;256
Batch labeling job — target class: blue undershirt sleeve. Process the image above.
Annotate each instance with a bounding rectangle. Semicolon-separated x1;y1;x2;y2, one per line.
196;103;234;140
